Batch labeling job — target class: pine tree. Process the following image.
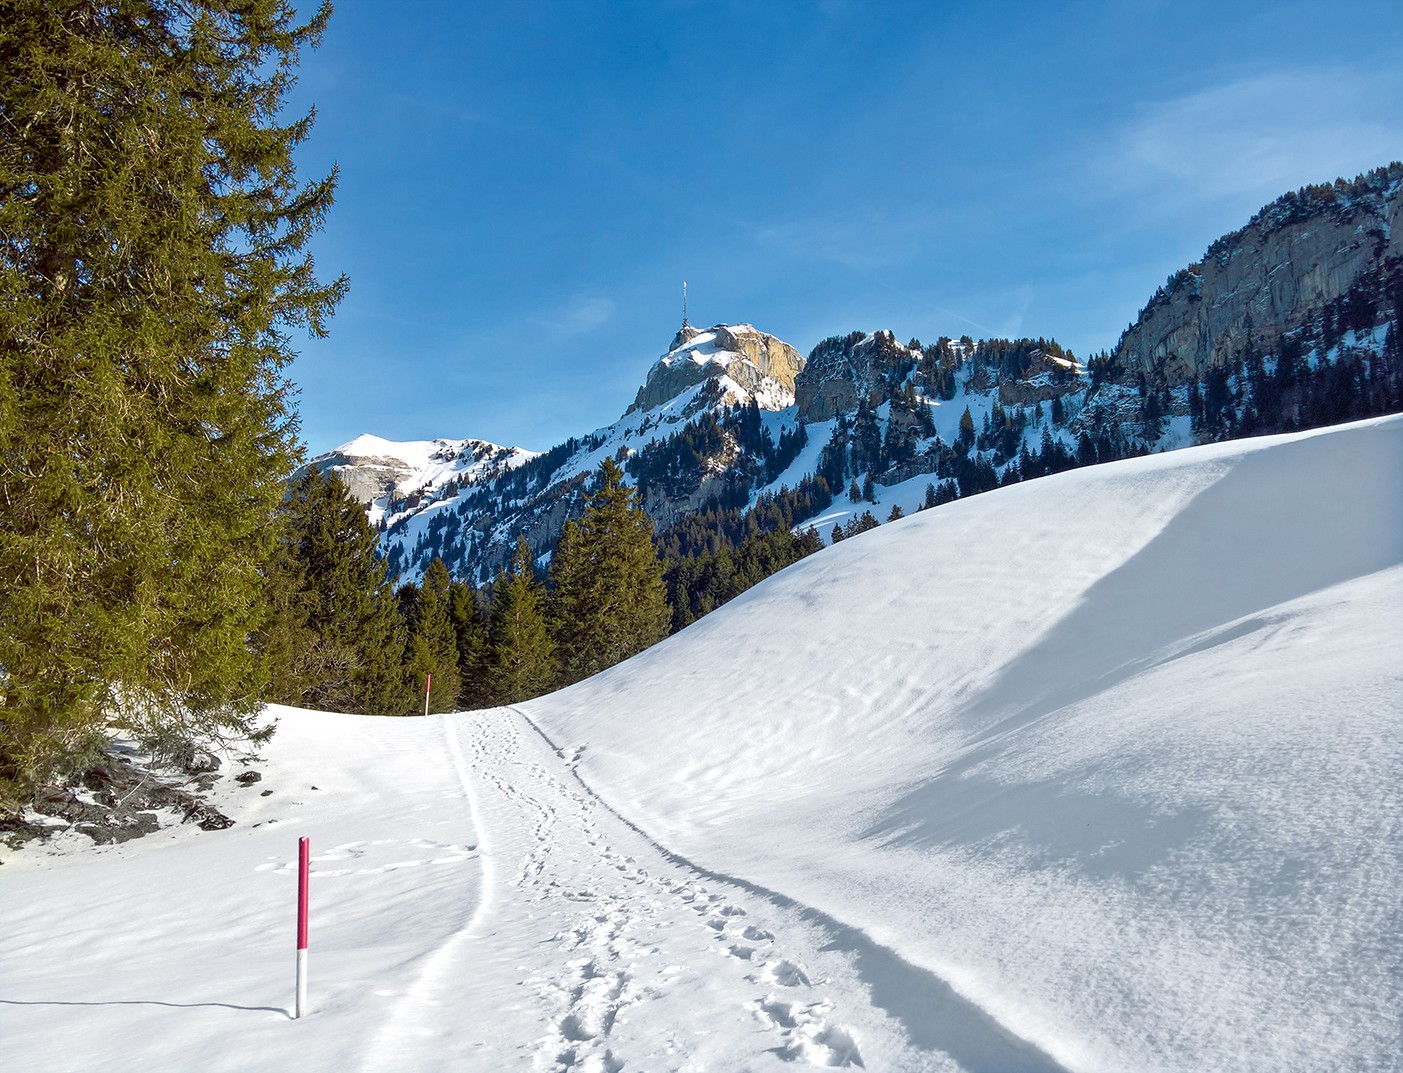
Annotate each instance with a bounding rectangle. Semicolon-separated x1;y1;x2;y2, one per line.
265;468;408;714
488;539;557;704
406;559;460;714
0;1;345;802
549;459;671;685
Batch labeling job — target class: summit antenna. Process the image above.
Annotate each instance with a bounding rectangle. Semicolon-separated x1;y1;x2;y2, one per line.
682;280;689;329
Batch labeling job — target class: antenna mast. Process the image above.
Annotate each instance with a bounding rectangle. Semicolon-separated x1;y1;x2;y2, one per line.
682;280;689;329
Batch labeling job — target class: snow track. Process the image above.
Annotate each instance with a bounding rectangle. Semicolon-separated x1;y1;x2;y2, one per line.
395;704;1066;1072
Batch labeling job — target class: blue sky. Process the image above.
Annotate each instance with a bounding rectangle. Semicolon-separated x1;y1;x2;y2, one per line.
286;0;1403;455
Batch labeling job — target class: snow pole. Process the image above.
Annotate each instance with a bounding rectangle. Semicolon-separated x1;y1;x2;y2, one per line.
296;836;309;1018
424;673;432;717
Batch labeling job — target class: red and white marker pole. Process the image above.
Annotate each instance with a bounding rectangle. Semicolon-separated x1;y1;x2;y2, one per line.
296;836;309;1018
424;672;432;717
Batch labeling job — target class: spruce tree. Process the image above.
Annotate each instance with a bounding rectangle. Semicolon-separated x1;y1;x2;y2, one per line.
265;469;407;715
450;580;492;710
549;459;671;685
0;1;345;802
487;539;556;704
406;559;460;714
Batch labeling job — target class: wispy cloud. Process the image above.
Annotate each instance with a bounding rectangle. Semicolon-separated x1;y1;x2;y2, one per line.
1107;66;1403;202
539;295;617;336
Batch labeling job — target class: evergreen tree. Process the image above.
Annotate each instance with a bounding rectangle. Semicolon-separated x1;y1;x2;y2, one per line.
0;1;345;802
958;406;976;448
405;559;460;714
450;581;492;709
265;468;407;714
488;539;556;704
549;459;671;684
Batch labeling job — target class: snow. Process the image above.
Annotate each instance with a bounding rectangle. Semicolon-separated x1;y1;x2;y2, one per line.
3;415;1400;1072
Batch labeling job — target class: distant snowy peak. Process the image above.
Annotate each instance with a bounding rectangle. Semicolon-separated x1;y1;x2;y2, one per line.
308;434;536;521
627;323;806;416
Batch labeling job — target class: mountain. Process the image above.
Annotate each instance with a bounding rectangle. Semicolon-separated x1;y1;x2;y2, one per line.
311;165;1401;590
1116;162;1401;383
300;433;537;527
628;322;806;414
9;416;1399;1072
306;323;814;583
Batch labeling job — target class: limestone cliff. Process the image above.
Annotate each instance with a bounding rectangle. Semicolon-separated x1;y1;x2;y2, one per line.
794;330;919;421
1116;163;1402;384
628;324;806;414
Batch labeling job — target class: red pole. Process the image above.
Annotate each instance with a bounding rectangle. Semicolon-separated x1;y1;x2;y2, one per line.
296;836;309;1017
424;672;432;717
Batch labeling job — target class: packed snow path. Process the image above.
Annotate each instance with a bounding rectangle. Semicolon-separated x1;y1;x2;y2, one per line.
406;705;1067;1072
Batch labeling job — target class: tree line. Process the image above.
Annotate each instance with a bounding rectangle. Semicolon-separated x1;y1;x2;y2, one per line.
264;458;672;715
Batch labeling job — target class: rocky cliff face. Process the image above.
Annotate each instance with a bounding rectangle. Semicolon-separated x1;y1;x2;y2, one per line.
628;324;806;414
1116;164;1402;384
794;330;918;421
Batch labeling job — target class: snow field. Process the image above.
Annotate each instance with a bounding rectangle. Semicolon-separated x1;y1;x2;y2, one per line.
3;414;1399;1072
526;415;1403;1072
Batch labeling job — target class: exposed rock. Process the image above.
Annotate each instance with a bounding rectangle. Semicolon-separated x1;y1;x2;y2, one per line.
303;435;532;509
628;324;806;414
998;350;1085;407
795;330;919;421
1116;164;1402;384
2;752;239;853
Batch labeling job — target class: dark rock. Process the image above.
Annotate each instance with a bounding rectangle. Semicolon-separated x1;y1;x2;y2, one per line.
260;789;273;797
184;802;235;832
236;770;263;785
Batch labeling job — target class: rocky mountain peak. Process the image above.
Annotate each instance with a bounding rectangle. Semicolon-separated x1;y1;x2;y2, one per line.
1115;162;1402;384
627;323;806;415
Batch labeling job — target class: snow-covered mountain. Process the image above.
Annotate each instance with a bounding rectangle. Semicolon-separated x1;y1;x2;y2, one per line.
310;165;1400;589
8;415;1399;1072
300;433;538;528
306;322;818;582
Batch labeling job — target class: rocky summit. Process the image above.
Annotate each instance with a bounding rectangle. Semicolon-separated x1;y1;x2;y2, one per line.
628;323;806;414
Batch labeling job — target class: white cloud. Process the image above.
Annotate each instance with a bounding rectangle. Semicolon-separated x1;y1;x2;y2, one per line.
1109;66;1403;202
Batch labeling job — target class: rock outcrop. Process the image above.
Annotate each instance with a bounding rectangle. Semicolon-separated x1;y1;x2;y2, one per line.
1116;163;1402;384
628;324;806;414
305;435;527;509
794;330;918;421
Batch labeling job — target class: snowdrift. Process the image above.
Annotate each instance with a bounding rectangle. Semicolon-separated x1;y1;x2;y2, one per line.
526;414;1403;1072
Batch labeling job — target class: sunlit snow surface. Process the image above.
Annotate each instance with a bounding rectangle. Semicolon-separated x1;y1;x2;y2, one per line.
3;416;1400;1072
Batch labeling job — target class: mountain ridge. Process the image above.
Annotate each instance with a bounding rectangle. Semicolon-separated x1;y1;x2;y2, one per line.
309;163;1401;587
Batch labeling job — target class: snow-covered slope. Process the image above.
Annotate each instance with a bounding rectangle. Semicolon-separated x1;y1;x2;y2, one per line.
525;413;1403;1072
7;416;1397;1073
303;432;537;528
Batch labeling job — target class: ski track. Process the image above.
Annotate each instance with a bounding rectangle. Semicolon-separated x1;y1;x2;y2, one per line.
359;714;495;1071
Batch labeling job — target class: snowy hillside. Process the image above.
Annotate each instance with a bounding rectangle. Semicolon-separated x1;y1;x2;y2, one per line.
5;415;1399;1072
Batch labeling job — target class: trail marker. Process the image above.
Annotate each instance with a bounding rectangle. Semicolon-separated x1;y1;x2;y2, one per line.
296;836;309;1018
424;672;432;717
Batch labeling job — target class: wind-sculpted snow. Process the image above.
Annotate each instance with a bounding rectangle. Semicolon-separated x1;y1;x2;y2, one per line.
525;414;1403;1073
2;417;1398;1072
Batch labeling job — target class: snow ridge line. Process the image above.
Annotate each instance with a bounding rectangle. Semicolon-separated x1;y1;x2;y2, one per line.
441;710;497;929
509;706;1073;1073
357;713;492;1073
